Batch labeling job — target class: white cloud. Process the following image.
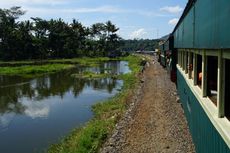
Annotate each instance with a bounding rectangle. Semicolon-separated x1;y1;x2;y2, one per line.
60;6;123;13
130;28;147;39
18;6;125;16
10;5;126;21
0;113;15;130
137;11;172;17
160;5;183;14
168;18;179;25
24;106;49;119
23;6;165;16
1;1;173;21
22;100;50;119
1;0;67;7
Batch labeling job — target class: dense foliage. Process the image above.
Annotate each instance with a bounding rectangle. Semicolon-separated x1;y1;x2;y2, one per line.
119;39;159;52
0;7;121;60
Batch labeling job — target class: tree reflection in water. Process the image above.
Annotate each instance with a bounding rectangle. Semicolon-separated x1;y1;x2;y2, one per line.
0;61;129;126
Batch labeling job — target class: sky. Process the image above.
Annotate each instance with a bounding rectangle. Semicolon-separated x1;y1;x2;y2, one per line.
1;0;188;39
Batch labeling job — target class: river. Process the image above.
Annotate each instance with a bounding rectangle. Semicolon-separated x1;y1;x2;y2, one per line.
0;61;130;153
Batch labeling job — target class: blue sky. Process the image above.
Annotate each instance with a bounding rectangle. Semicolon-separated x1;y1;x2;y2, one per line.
1;0;188;39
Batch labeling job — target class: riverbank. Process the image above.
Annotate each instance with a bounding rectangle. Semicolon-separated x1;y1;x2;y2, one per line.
0;64;75;77
47;55;142;153
0;57;125;67
0;57;131;77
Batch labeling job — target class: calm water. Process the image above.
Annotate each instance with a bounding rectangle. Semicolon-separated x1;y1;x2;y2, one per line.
0;61;130;153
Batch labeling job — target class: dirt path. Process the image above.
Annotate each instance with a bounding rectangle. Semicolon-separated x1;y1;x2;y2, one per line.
101;56;195;153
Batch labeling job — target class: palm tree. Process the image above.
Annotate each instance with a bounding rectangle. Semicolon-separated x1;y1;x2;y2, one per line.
104;21;120;54
105;20;119;37
16;20;33;59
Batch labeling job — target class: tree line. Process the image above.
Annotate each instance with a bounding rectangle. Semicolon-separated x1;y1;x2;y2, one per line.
0;7;121;61
119;39;159;52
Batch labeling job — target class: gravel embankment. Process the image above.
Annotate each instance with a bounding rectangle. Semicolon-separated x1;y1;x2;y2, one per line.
101;56;195;153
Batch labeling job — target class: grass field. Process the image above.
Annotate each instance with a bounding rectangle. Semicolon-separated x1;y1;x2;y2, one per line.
0;57;130;77
0;64;75;77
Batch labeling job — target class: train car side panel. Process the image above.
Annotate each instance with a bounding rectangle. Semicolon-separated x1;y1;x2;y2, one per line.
177;70;230;153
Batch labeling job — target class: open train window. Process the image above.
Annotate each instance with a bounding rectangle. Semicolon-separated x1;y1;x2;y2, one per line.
197;55;202;88
189;53;194;79
225;59;230;120
182;52;185;70
207;56;218;105
185;52;188;74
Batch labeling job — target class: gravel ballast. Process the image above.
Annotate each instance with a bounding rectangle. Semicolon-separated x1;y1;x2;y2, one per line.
101;56;195;153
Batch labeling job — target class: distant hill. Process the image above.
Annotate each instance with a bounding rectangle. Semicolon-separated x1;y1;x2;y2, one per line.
119;39;159;52
160;34;170;41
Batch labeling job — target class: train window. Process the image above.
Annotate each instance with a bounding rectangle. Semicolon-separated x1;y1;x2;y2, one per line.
207;56;218;105
185;52;188;74
183;52;186;70
189;53;194;79
180;51;184;69
225;59;230;120
178;51;180;66
182;52;185;70
179;51;182;66
197;55;202;88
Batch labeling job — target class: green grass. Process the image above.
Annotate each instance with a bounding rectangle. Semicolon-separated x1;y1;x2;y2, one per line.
0;64;75;77
0;57;118;67
0;60;35;65
71;71;111;79
0;56;141;78
47;55;142;153
49;57;122;67
0;57;122;77
71;71;119;79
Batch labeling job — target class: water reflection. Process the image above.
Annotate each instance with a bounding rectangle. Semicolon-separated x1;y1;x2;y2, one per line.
0;61;129;153
0;113;15;130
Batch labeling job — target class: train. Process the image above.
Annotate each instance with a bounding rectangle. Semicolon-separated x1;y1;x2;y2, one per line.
158;0;230;152
158;35;177;83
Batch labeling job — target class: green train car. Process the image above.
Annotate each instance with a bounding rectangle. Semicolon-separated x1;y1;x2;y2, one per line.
171;0;230;152
165;35;177;83
158;35;177;82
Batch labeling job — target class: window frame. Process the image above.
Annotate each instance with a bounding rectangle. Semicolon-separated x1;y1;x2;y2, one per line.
177;50;230;147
